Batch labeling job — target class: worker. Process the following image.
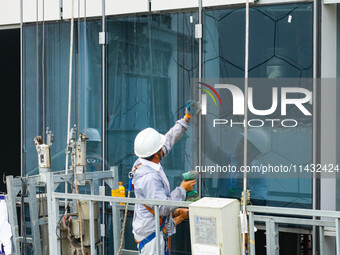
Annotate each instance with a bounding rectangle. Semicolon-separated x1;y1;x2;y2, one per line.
131;100;200;255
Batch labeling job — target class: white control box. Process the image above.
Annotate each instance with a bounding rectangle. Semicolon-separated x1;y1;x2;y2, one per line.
189;197;241;255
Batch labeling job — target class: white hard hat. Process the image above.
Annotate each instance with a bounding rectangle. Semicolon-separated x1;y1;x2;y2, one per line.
86;128;101;142
134;128;166;158
243;129;271;154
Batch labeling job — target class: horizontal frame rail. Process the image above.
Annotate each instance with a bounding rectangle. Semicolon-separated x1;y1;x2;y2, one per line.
53;192;192;207
254;215;335;227
247;205;340;218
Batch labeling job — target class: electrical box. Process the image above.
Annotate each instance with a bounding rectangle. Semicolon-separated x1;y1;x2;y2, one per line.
189;197;241;255
37;144;51;168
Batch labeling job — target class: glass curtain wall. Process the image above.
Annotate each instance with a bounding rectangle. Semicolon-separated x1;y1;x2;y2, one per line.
106;12;199;254
202;3;313;208
22;3;313;254
23;20;102;175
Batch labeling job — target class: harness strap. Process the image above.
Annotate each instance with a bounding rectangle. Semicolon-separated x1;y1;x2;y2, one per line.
144;204;167;234
133;163;143;172
135;236;171;255
131;162;171;254
129;163;143;191
137;216;168;254
130;164;166;233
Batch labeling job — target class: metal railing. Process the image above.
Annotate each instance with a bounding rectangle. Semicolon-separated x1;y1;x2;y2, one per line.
6;169;118;255
247;205;340;255
8;168;340;255
51;194;340;255
50;193;340;255
51;192;192;255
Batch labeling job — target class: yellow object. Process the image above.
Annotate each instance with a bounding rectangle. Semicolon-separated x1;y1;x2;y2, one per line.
111;182;126;205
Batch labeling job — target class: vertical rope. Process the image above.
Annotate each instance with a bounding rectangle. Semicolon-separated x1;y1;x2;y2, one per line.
20;0;23;177
198;0;203;200
101;1;106;252
77;0;80;130
42;0;45;140
36;0;39;136
83;0;87;179
64;0;75;212
117;191;131;255
65;3;85;254
66;0;75;178
84;0;87;134
242;0;250;254
80;0;87;186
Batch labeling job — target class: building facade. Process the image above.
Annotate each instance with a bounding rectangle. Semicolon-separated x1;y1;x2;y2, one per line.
0;0;339;254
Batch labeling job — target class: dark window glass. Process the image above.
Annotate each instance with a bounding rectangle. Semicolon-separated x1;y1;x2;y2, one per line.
203;3;313;208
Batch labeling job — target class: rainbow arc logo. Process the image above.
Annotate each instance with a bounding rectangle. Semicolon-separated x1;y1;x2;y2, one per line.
198;82;223;106
198;82;222;115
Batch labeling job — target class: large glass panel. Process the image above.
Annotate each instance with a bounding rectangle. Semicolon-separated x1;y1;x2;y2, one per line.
203;3;313;208
107;13;198;254
23;20;102;174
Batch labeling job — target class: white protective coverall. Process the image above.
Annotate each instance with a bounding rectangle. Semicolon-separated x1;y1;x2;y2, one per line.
132;119;188;254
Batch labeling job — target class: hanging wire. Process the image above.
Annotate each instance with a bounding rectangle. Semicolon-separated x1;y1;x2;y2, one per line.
117;189;131;255
84;0;87;134
65;0;75;183
42;0;45;141
77;0;80;130
36;0;39;136
84;0;87;177
64;0;75;211
242;0;250;254
65;1;85;254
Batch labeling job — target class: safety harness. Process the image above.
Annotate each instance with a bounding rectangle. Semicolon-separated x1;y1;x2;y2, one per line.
129;163;171;255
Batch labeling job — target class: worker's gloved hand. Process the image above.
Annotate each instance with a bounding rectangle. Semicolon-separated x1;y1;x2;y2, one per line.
186;100;201;116
184;100;201;122
180;179;196;192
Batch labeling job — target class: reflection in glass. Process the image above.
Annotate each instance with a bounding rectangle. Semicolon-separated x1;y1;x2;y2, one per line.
203;3;313;208
106;13;198;253
23;20;102;174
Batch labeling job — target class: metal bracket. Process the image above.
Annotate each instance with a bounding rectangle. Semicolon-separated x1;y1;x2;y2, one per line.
195;24;202;39
99;32;106;45
101;224;105;237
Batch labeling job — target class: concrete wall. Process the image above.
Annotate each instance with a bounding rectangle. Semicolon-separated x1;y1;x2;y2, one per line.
320;4;338;255
0;0;20;25
0;0;307;26
0;0;151;25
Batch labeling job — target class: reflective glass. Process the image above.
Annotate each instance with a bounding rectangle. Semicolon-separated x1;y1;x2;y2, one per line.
106;13;199;253
23;20;102;174
21;3;314;254
203;3;313;208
